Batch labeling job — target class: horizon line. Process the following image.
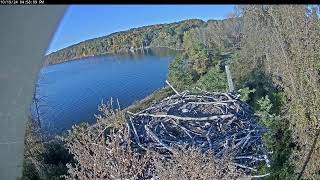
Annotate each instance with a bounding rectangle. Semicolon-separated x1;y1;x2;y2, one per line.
45;16;227;55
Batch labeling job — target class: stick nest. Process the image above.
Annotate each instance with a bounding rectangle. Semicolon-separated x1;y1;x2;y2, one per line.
127;82;270;176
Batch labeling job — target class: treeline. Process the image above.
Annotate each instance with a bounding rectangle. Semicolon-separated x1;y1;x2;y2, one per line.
166;15;240;92
230;5;320;179
167;5;320;179
167;41;229;92
44;18;240;65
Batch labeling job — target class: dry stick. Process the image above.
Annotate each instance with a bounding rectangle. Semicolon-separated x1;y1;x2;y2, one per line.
185;94;237;102
144;125;173;152
165;80;180;96
206;125;213;149
126;111;136;116
181;95;236;104
232;162;258;172
128;118;148;151
169;119;194;140
215;106;226;115
178;124;203;136
263;154;271;168
195;86;203;91
240;134;251;150
234;156;265;161
187;101;229;106
162;92;182;101
126;121;131;141
94;126;109;142
116;98;121;110
130;112;234;121
248;173;271;178
160;122;177;139
261;143;271;168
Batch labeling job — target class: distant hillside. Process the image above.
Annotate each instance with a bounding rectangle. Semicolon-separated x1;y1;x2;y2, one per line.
44;18;240;65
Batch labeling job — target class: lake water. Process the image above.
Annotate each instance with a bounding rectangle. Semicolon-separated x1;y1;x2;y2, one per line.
34;48;177;134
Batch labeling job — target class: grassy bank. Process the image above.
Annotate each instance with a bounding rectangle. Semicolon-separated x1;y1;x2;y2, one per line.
125;86;174;113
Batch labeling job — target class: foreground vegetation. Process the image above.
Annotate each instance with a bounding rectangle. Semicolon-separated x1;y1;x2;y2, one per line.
21;119;73;180
24;5;320;179
63;104;245;179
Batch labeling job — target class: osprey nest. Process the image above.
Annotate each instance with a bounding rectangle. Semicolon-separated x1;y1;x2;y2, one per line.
127;81;270;177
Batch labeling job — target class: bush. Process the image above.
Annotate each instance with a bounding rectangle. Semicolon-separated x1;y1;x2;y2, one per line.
168;54;194;90
63;104;154;179
63;103;245;179
195;63;228;92
255;95;295;179
154;146;244;180
21;118;73;180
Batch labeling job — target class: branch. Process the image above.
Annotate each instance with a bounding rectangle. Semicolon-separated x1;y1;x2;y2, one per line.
132;112;234;121
165;80;180;96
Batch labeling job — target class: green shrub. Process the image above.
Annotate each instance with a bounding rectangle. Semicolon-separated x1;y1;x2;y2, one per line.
195;63;227;92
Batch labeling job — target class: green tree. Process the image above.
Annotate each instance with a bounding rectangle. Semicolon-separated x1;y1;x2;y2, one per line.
168;54;194;90
183;31;211;77
235;5;320;178
238;87;256;102
188;43;210;76
195;63;227;92
255;95;295;180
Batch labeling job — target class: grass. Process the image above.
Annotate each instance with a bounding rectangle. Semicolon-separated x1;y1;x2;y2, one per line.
125;86;174;113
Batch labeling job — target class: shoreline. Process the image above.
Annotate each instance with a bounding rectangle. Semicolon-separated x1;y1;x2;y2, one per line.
44;46;184;66
124;86;174;114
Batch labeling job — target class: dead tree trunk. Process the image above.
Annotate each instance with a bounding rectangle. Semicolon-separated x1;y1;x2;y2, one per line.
225;65;234;92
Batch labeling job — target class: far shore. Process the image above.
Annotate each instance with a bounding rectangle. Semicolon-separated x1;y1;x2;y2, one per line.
44;46;183;66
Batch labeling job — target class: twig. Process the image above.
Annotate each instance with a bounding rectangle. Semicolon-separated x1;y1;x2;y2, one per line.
145;125;173;152
248;173;271;178
232;163;257;172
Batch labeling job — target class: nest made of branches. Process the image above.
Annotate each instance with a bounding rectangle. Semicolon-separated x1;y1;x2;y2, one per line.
127;81;271;177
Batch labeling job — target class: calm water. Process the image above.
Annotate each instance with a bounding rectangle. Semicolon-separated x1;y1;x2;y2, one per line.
35;48;177;134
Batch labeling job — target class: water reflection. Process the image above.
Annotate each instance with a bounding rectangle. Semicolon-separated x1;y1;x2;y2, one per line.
33;48;178;135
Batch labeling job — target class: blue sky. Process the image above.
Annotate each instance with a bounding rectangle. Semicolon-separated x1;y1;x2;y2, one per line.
46;5;235;54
